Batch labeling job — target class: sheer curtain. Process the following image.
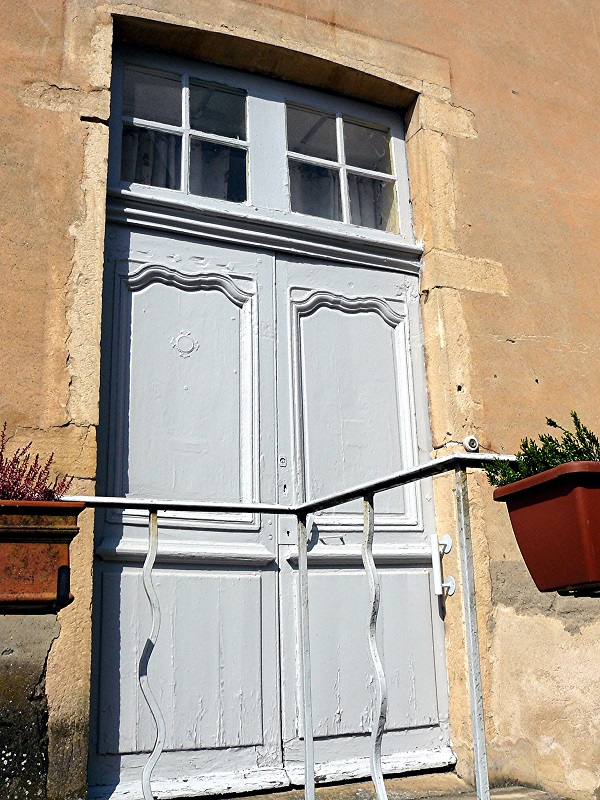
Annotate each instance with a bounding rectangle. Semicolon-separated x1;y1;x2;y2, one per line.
289;161;342;221
121;126;181;190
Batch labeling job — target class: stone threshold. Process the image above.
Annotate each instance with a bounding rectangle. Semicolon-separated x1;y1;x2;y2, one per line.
235;774;565;800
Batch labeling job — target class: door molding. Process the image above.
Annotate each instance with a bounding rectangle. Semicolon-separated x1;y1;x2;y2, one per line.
106;194;423;273
96;538;276;566
106;253;261;510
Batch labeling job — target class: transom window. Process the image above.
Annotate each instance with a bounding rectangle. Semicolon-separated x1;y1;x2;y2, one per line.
287;106;397;231
111;53;413;241
121;66;248;202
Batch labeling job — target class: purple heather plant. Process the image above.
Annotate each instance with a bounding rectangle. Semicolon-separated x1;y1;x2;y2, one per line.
0;423;73;501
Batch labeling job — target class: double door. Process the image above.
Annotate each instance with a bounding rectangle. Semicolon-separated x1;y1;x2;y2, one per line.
88;225;452;798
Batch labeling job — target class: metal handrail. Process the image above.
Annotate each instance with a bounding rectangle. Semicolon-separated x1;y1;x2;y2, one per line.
67;452;511;512
73;451;515;800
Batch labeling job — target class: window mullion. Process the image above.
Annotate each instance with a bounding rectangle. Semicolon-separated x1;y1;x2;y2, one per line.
250;96;288;212
182;74;190;195
336;114;350;224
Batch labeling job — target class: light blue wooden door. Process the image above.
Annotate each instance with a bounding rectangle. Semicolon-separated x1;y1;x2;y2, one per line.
89;229;452;799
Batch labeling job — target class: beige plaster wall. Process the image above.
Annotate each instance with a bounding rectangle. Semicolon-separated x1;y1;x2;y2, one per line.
1;1;599;798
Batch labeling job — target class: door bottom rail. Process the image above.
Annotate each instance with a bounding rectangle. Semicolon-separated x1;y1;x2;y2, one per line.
87;748;456;800
70;451;514;800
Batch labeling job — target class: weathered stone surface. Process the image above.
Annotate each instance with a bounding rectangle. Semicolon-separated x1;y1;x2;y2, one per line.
247;779;564;800
422;251;508;297
489;608;600;797
406;96;478;141
0;616;59;800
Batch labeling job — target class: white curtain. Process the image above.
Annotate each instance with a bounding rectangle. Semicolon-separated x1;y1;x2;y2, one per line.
121;126;181;189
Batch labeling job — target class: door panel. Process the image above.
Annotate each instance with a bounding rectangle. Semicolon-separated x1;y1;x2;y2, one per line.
278;258;421;528
276;257;451;778
293;296;407;511
303;568;440;738
106;229;269;513
127;276;253;502
279;559;452;778
97;567;266;755
89;228;283;795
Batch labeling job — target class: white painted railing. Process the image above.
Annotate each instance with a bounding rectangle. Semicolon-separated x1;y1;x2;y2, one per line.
70;451;514;800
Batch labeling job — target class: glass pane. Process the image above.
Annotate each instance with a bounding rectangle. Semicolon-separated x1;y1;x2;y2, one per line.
289;160;342;221
348;174;397;232
121;125;181;189
123;67;182;126
287;107;337;161
189;139;247;202
189;80;247;139
344;120;392;173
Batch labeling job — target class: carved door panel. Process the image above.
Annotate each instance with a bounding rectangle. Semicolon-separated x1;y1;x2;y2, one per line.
276;257;453;780
89;226;283;797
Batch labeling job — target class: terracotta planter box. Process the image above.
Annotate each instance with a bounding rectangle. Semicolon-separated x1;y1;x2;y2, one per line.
493;461;600;593
0;500;85;612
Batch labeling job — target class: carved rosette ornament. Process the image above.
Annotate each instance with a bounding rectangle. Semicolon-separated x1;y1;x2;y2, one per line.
171;331;200;358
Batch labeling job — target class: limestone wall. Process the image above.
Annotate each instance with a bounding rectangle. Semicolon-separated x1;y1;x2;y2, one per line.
0;1;599;798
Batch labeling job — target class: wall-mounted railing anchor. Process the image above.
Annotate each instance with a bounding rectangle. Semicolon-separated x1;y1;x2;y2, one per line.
430;534;455;596
463;435;480;453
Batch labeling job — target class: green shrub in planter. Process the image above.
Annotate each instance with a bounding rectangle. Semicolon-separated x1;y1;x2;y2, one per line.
485;411;600;488
488;412;600;594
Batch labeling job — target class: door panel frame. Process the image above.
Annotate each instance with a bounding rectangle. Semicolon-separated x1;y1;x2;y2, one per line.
274;256;451;778
90;217;452;796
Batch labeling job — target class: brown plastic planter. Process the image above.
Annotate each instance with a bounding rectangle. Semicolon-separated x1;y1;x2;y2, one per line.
493;462;600;593
0;500;85;612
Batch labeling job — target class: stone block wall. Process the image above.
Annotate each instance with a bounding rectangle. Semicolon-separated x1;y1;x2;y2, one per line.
1;1;599;798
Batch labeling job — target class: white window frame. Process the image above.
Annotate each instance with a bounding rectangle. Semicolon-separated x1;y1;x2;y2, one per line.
108;47;416;247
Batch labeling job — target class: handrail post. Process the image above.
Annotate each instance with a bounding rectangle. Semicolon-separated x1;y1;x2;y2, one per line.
296;512;315;800
455;467;490;800
139;508;167;800
362;494;389;800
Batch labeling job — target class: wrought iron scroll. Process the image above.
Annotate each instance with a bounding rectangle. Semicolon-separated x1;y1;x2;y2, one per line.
296;512;316;800
140;509;166;800
362;494;389;800
70;452;514;800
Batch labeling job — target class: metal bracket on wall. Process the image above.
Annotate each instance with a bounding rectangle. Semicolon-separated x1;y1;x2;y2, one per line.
430;533;455;596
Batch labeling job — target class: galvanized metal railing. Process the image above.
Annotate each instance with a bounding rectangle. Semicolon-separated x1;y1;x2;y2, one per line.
71;451;514;800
